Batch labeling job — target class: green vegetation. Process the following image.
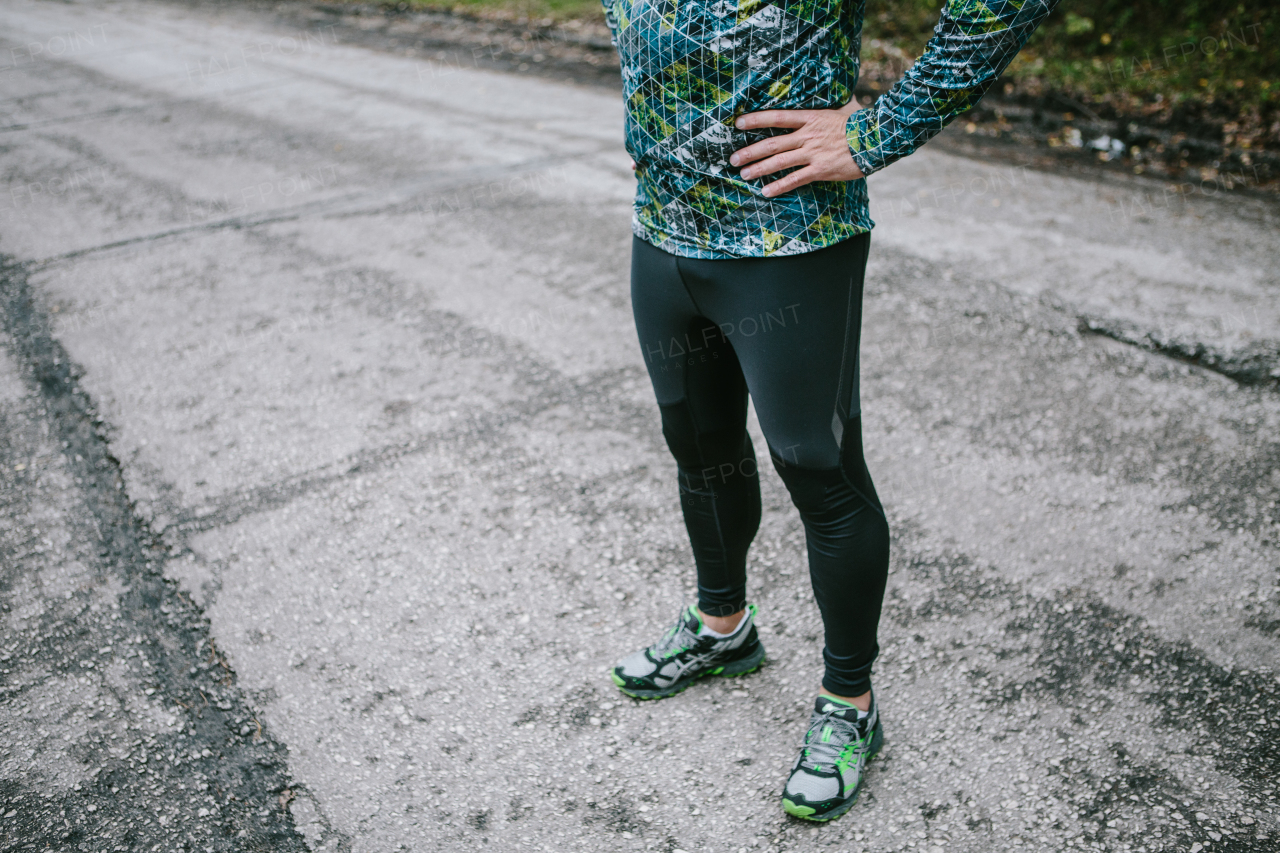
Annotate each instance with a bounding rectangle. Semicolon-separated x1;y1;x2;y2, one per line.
865;1;1277;151
1007;1;1273;105
1003;2;1275;148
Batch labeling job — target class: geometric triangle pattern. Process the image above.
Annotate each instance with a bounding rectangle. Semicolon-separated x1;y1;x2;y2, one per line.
605;0;1056;259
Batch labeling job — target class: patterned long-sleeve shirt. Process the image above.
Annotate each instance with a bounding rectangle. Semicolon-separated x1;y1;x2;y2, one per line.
604;0;1056;258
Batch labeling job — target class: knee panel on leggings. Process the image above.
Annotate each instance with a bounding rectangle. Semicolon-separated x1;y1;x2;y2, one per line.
658;400;754;476
766;417;880;509
769;456;841;512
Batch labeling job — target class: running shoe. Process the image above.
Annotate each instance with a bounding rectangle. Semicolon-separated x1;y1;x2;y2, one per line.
781;692;884;821
610;604;764;699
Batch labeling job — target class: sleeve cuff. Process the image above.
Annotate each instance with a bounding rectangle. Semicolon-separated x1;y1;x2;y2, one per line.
845;109;887;178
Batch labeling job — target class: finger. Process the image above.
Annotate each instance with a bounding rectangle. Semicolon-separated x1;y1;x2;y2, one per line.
735;110;812;131
740;149;810;181
729;133;803;168
760;165;821;198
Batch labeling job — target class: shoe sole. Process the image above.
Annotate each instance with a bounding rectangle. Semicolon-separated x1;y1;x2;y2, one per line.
781;722;885;822
610;641;766;700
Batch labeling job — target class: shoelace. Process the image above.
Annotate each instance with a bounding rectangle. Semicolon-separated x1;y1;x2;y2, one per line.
650;611;701;660
797;707;866;769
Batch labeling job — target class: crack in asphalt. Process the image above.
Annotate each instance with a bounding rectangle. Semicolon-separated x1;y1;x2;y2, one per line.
25;153;582;271
1079;316;1280;389
860;243;1280;542
119;242;662;547
0;106;140;134
0;256;316;852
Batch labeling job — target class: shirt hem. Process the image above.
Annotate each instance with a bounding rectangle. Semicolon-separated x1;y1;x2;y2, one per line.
630;218;874;261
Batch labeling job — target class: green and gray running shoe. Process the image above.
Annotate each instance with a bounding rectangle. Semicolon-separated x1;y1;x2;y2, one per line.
781;692;884;822
610;604;765;700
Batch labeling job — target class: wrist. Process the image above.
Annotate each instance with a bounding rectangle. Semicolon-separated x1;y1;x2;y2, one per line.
836;94;862;118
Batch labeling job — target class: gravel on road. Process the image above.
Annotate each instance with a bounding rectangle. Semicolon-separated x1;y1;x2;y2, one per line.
0;2;1277;852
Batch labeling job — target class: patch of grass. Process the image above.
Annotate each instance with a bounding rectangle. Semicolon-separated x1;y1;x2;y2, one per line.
866;2;1275;123
1001;2;1277;150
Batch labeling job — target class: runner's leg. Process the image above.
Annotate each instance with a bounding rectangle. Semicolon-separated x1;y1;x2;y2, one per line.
630;237;761;619
673;234;888;698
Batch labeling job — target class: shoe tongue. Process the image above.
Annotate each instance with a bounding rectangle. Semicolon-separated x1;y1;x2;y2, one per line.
683;606;704;634
815;695;862;720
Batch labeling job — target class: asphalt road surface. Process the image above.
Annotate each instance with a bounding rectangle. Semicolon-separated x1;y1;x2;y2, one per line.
1;2;1278;852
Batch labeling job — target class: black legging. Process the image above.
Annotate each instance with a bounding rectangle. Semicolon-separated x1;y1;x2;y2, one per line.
630;233;889;697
